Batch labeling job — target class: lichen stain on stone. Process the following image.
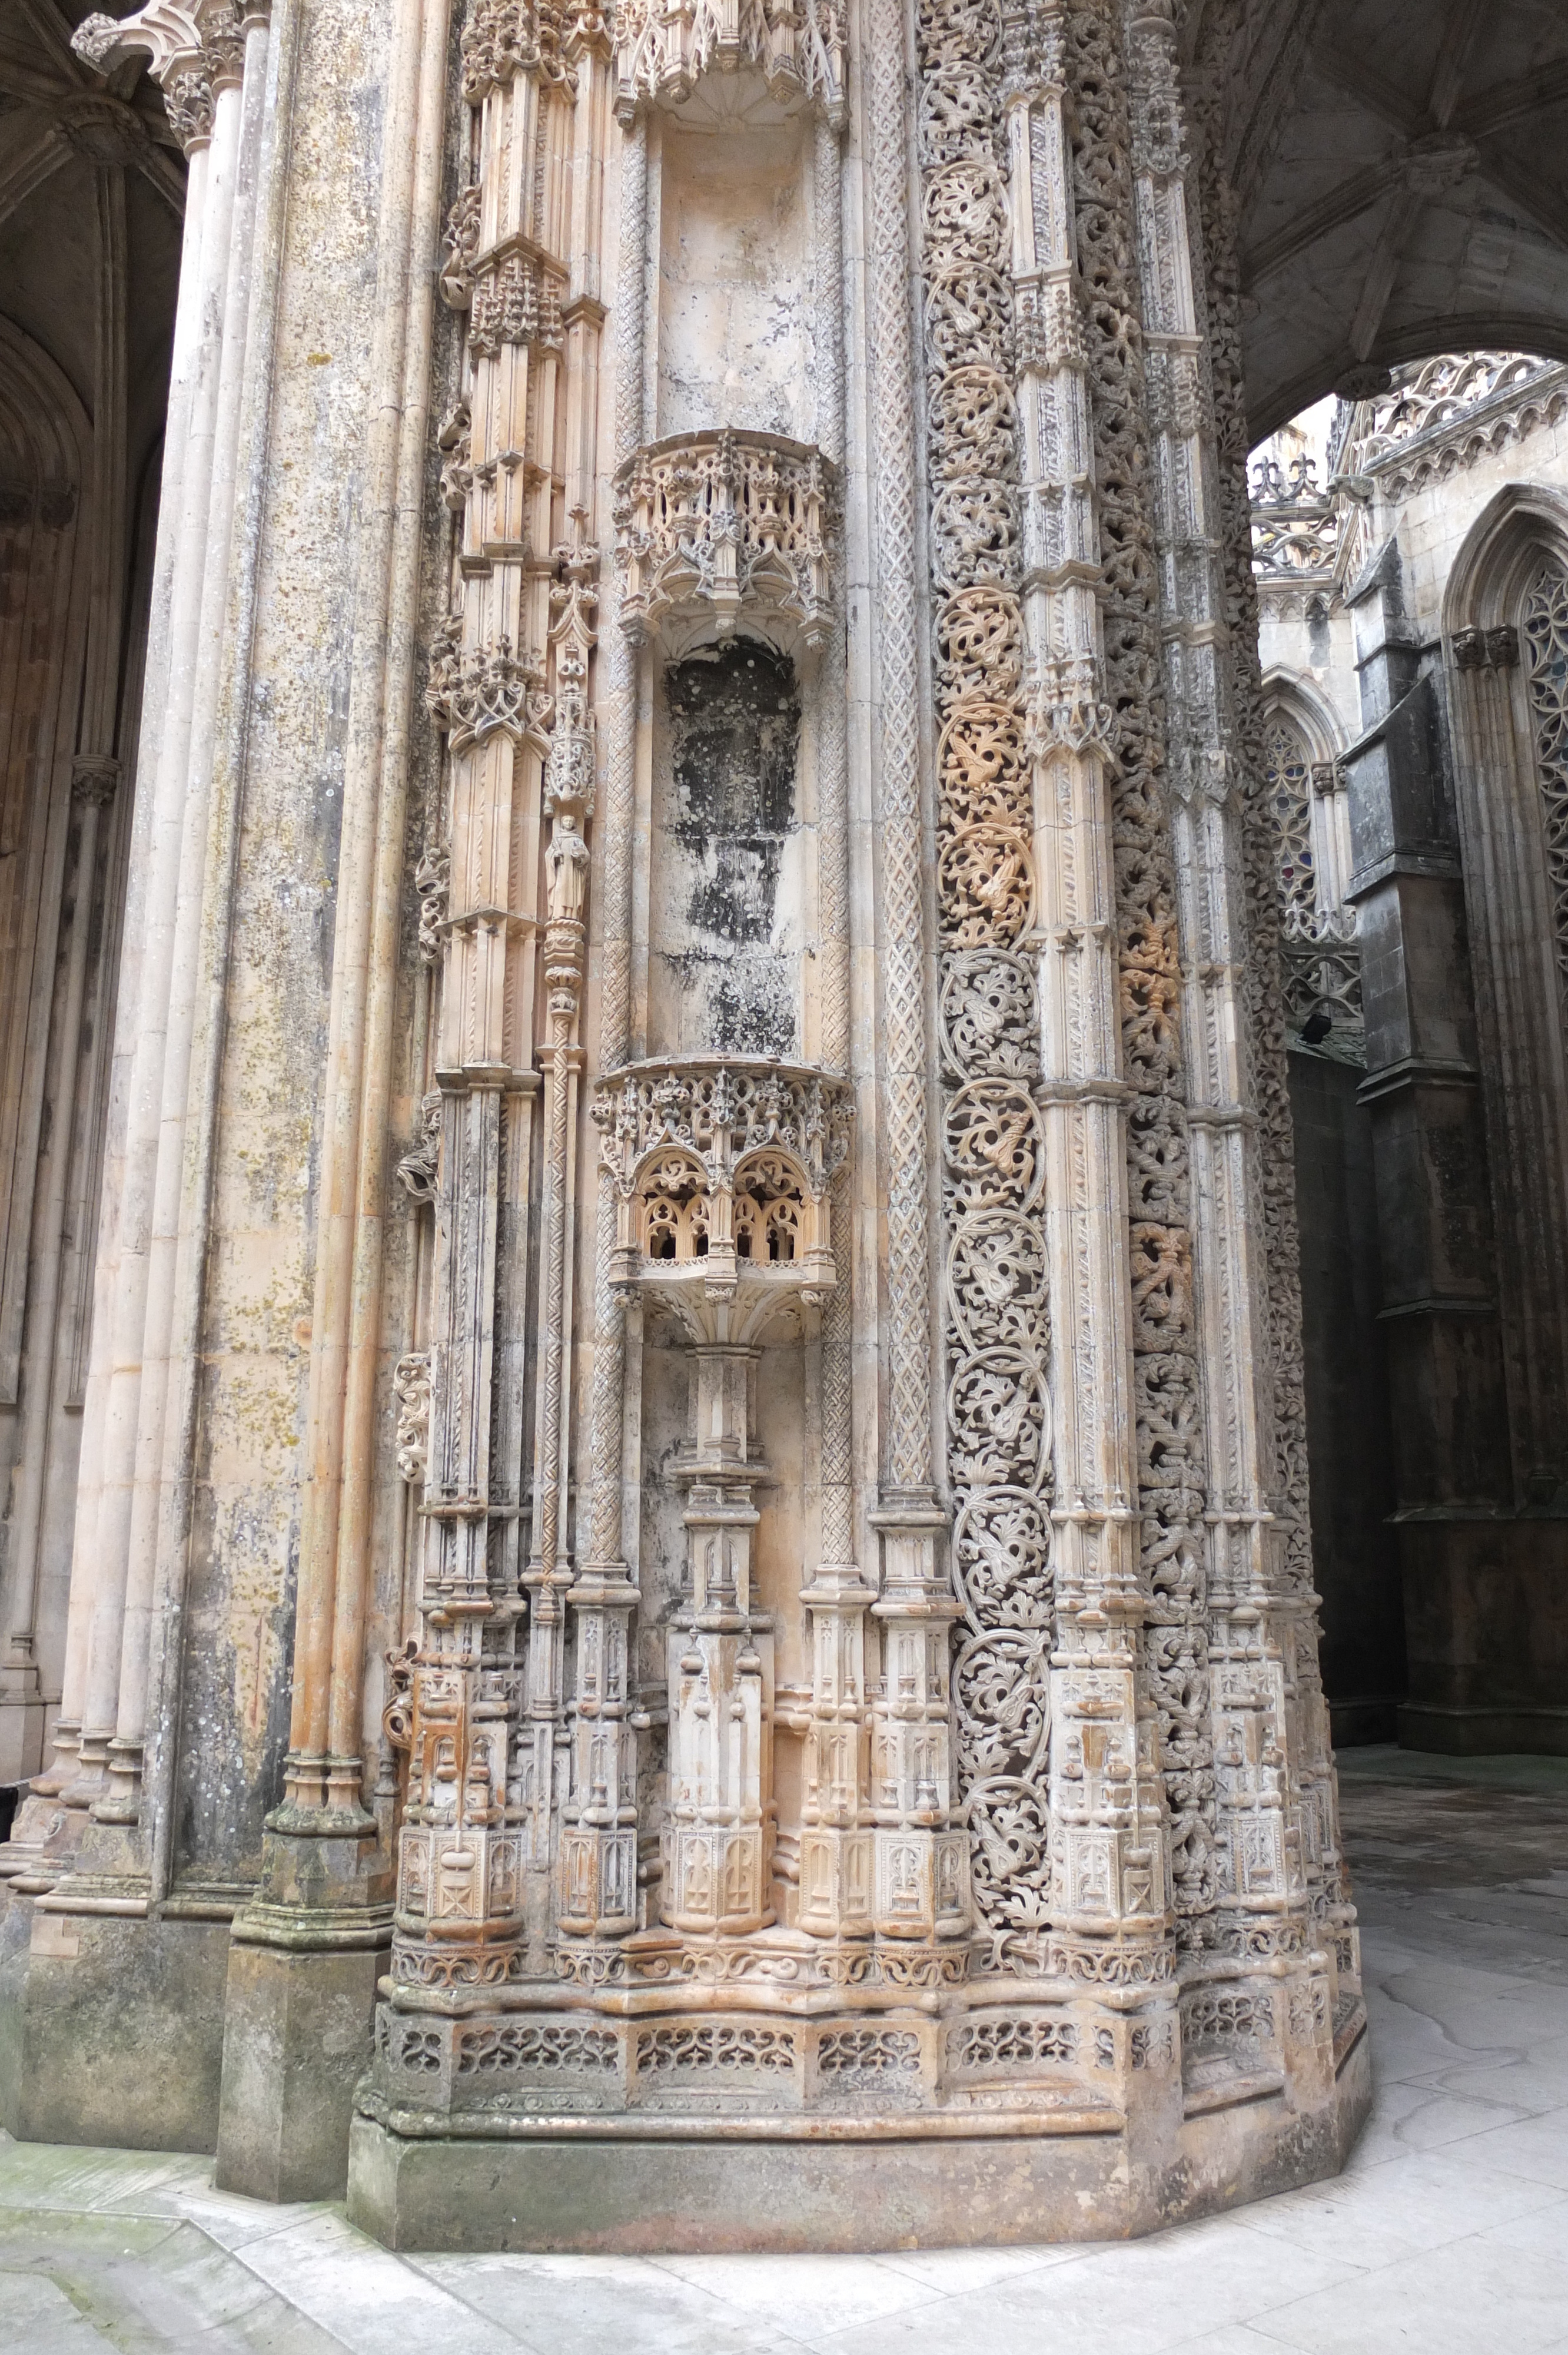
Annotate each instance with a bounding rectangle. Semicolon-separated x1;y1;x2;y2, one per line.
664;639;800;1059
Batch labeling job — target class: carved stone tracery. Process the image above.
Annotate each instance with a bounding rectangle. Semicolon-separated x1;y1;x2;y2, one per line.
614;432;836;655
612;0;846;118
1523;562;1568;1038
357;0;1366;2221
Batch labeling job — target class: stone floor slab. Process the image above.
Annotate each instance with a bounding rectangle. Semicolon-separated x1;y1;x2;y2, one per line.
409;2247;815;2355
1253;2231;1568;2355
1;1749;1566;2353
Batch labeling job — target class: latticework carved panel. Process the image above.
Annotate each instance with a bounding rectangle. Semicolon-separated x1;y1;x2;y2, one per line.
1065;0;1210;1929
1523;562;1568;1032
916;0;1052;1972
1263;717;1361;1031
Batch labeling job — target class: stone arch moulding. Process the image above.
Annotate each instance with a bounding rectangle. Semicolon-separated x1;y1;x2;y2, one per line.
1442;482;1568;1508
1253;322;1568;448
1260;666;1347;769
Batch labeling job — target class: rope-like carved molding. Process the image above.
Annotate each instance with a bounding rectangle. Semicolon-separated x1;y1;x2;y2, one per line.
614;432;837;655
915;0;1052;1969
612;0;846;119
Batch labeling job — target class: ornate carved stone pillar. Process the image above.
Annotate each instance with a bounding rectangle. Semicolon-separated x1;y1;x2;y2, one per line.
376;0;612;2026
347;0;1367;2249
1188;0;1354;2059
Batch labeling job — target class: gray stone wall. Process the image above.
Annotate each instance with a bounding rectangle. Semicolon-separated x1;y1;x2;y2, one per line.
1288;1045;1404;1744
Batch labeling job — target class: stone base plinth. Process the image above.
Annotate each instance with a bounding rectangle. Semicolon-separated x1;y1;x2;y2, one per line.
215;1937;389;2201
347;2028;1370;2252
344;1980;1371;2254
0;1893;229;2152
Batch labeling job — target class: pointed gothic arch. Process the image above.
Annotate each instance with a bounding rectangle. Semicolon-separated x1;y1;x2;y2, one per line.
1443;483;1568;1508
1260;668;1360;1032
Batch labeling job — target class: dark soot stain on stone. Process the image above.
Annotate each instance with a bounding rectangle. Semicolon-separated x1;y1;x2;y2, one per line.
666;641;800;1055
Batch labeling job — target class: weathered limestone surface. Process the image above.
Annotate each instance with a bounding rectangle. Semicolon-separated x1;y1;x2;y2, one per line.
25;0;1568;2250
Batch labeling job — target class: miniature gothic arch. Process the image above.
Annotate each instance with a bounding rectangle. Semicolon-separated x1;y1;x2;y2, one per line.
595;1057;849;1326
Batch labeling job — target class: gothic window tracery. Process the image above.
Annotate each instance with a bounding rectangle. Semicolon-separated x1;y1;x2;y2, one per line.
1263;706;1362;1039
1264;715;1315;938
1522;559;1568;1030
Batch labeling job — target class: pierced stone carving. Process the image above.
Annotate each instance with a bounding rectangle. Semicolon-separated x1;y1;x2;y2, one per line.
946;2014;1077;2070
593;1057;852;1291
1359;351;1556;462
916;0;1053;1973
636;2022;798;2074
612;0;846;119
614;432;836;655
457;2021;619;2074
1522;562;1568;1036
1264;715;1362;1034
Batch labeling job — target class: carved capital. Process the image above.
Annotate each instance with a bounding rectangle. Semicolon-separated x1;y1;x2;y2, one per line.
74;0;248;150
71;753;120;807
1453;623;1519;672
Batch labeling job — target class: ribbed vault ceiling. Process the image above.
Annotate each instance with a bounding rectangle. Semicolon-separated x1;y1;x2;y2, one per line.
1192;0;1568;436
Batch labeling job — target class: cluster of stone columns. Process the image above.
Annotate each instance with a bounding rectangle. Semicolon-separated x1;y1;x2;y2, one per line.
7;0;275;1894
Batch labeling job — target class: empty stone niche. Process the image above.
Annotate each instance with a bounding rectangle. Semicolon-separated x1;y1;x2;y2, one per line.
656;83;810;443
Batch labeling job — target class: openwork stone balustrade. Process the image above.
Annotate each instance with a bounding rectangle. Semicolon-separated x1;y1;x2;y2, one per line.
612;0;846;120
614;431;837;654
593;1055;852;1325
